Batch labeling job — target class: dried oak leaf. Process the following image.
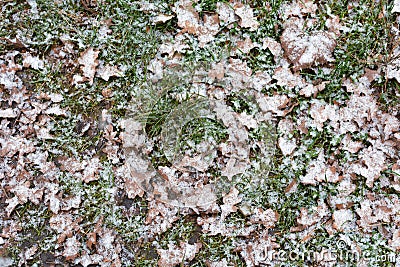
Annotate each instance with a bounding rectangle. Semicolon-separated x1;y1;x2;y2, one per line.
351;146;387;188
173;0;220;47
300;151;341;185
5;181;43;216
255;92;292;117
220;187;242;221
158;35;190;58
63;236;81;261
299;82;327;98
236;37;255;54
73;47;99;85
281;17;336;71
22;52;44;70
233;3;259;31
295;201;329;228
262;37;283;59
332;209;355;232
153;14;174;24
278;136;296;156
49;213;81;243
309;100;337;131
208;62;225;80
216;2;236;25
355;196;400;231
173;0;199;34
238;230;279;266
250;208;279;228
157;242;202;267
281;0;317;18
96;63;123;81
81;157;102;183
272;67;305;89
341;134;363;154
0;108;18;118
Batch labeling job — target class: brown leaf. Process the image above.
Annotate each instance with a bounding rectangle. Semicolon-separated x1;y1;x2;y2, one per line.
281;17;336;71
234;3;259;31
250;208;279;228
96;63;123;81
63;236;81;261
73;47;99;85
220;187;242;220
157;242;202;267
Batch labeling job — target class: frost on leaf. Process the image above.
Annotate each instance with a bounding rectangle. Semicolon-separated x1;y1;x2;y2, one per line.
49;213;81;243
262;37;283;60
236;37;255;54
387;46;400;83
173;0;220;47
299;82;327;98
73;47;99;85
351;146;387;188
281;0;317;18
309;100;337;131
208;62;225;80
0;108;18;118
220;187;242;221
153;14;174;24
239;231;279;266
341;134;363;154
96;63;123;81
355;196;400;231
233;3;259;31
392;0;400;13
0;51;23;90
294;201;329;229
389;228;400;250
272;67;305;89
63;236;81;261
281;17;336;71
278;136;296;156
216;2;236;25
300;151;340;185
157;242;202;267
5;181;43;216
332;209;355;232
256;92;292;117
250;208;279;228
22;52;44;70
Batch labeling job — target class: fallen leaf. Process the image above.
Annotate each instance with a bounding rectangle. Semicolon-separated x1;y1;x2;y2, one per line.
63;236;81;261
153;14;175;24
296;201;329;227
278;136;296;156
220;187;242;221
0;108;18;118
216;2;236;25
96;63;123;81
281;17;336;71
332;209;354;231
234;3;259;31
392;0;400;13
74;47;99;85
22;53;44;70
208;62;225;80
157;242;202;267
250;208;279;228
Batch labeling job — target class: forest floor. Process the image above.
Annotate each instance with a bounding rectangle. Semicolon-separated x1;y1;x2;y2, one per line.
1;0;400;266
